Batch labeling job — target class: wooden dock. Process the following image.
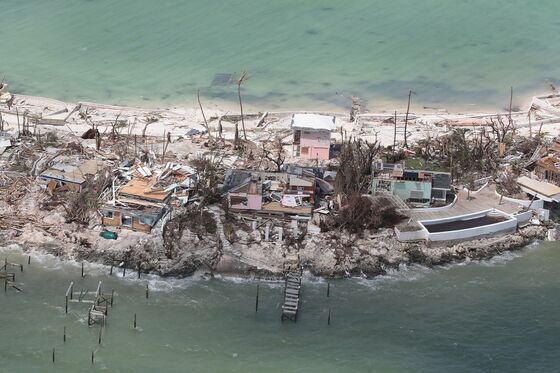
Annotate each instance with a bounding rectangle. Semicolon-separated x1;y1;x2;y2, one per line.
281;272;302;322
65;281;114;326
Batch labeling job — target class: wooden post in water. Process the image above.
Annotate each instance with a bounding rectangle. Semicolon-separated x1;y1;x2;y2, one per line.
98;327;102;345
255;283;259;313
28;256;31;265
4;279;7;293
63;326;66;342
91;351;94;365
110;264;113;276
327;282;330;297
134;313;137;329
328;307;331;325
81;262;84;278
122;266;126;278
52;348;55;363
137;262;141;279
111;289;115;306
145;284;149;299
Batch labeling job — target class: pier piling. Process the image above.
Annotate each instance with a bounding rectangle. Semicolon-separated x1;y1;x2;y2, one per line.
28;256;30;265
52;348;55;363
327;282;330;297
91;351;94;365
145;284;149;299
328;307;331;325
110;265;113;275
134;313;137;329
137;262;141;279
81;262;84;278
63;326;66;342
255;284;259;313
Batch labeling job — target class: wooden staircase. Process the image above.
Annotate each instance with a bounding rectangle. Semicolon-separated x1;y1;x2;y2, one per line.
281;272;302;322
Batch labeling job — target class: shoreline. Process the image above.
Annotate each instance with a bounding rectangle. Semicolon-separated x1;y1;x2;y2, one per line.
0;224;550;281
8;89;541;117
0;233;549;285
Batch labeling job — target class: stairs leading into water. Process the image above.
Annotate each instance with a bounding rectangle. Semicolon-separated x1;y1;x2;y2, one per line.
281;272;302;322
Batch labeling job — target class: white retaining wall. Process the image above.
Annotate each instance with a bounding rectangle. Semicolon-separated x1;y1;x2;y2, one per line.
419;209;517;242
494;191;545;210
394;226;428;241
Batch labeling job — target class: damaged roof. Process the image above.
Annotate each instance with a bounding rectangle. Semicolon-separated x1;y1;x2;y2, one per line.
119;178;172;202
291;113;335;131
517;176;560;197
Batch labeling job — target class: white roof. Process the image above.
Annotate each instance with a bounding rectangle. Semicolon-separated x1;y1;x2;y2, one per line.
517;176;560;197
291;114;335;131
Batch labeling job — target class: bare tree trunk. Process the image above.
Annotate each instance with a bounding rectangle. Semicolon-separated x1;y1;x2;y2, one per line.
528;111;532;138
237;83;247;141
404;90;412;149
393;110;397;151
509;86;515;136
234;122;239;148
197;89;211;140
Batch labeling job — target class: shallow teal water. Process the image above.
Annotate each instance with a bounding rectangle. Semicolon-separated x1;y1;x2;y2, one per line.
1;241;560;372
1;0;560;110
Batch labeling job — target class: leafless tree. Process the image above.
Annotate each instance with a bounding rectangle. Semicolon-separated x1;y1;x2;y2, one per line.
261;135;286;171
236;70;249;142
335;138;380;198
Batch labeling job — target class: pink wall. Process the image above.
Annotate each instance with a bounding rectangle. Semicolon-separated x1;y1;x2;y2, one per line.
247;194;262;210
300;130;331;148
230;193;262;210
300;147;329;160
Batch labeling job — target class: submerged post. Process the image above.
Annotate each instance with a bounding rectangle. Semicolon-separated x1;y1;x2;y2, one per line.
63;326;66;342
28;256;31;265
81;262;84;278
98;327;102;345
255;283;259;313
145;284;149;299
91;351;94;365
328;307;331;325
134;313;137;329
52;348;55;363
110;264;113;276
327;282;330;297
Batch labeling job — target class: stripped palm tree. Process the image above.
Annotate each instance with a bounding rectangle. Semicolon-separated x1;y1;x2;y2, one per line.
236;70;249;142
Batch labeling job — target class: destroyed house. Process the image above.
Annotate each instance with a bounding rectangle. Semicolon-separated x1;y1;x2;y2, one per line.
39;159;103;192
224;170;315;216
101;178;172;233
291;114;335;161
535;141;560;186
371;162;452;207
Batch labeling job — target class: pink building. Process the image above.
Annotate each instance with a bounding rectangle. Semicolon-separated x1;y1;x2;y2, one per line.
291;114;335;161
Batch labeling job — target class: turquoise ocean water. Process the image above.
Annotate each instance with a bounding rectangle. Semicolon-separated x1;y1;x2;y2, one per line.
1;241;559;372
2;0;560;111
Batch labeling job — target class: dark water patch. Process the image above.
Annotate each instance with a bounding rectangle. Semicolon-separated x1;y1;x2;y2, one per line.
320;6;334;11
105;89;113;99
321;82;332;87
441;63;449;69
304;92;353;109
306;28;320;35
285;79;299;86
161;94;170;100
361;78;499;104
